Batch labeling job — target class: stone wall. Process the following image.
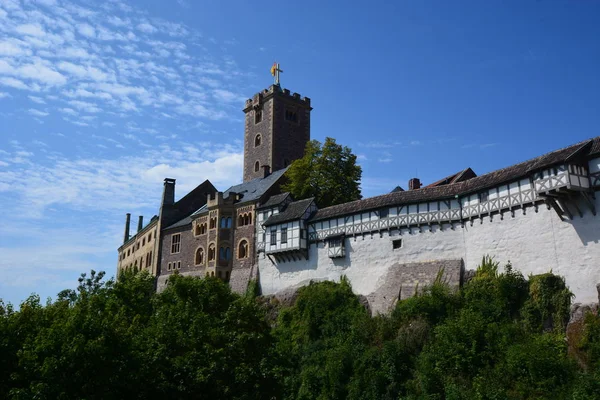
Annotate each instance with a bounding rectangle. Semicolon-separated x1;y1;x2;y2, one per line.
160;223;205;277
365;259;463;315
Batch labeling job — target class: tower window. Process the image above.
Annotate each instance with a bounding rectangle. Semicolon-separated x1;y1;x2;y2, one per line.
171;234;181;254
254;110;262;124
254;134;261;147
285;109;298;122
281;227;288;244
238;239;249;259
254;161;260;172
270;229;277;246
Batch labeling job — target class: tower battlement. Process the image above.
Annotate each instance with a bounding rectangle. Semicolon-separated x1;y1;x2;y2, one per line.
243;85;311;112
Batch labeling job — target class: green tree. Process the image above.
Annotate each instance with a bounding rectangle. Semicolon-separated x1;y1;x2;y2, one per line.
283;137;362;208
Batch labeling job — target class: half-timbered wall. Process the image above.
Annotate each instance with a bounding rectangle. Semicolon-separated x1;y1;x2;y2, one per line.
264;220;305;253
259;178;600;304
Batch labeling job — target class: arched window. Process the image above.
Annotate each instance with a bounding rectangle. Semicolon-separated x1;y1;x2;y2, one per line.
195;247;204;265
238;240;249;259
219;247;225;260
243;214;249;225
220;217;227;228
254;134;261;147
220;247;231;261
194;224;201;236
226;247;231;260
254;161;260;172
248;213;252;225
226;217;232;228
238;215;244;226
208;244;216;261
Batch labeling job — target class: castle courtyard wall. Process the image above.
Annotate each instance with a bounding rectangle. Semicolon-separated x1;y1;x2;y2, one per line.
258;194;600;304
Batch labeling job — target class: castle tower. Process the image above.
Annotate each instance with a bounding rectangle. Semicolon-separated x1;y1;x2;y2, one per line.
242;84;312;182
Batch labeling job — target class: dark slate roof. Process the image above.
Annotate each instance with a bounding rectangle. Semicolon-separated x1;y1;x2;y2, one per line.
311;137;600;222
165;215;192;230
263;198;315;226
424;167;477;188
258;192;291;209
224;167;288;204
190;168;288;217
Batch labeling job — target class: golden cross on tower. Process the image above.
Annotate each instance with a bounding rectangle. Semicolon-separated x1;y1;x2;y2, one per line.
270;62;283;85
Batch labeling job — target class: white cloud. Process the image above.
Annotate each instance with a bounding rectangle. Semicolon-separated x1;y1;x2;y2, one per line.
67;100;102;113
76;23;96;38
0;92;11;99
28;95;46;104
0;58;67;86
137;23;157;34
0;39;32;56
15;23;46;37
212;89;244;103
58;107;77;115
28;108;49;117
56;61;112;82
0;144;243;216
0;77;30;90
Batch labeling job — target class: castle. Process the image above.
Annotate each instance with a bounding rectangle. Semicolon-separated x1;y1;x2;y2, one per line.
117;82;600;313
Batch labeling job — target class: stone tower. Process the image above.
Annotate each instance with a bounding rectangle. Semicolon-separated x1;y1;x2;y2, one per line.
242;84;312;182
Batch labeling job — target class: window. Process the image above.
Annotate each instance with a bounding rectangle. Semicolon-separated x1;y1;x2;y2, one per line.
177;261;181;269
195;247;205;265
327;236;345;258
227;217;232;228
270;229;277;245
219;247;231;261
254;133;262;146
254;161;260;172
380;208;389;218
127;249;130;256
167;262;172;271
392;239;403;250
238;240;249;259
171;234;181;254
479;191;489;202
238;213;252;227
142;238;145;246
148;232;152;241
254;110;262;124
281;227;288;244
209;217;217;229
285;109;298;122
220;217;227;228
208;244;216;261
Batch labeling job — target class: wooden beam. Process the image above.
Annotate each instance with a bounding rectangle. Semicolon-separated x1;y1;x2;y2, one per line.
579;192;596;216
546;198;566;220
555;198;573;220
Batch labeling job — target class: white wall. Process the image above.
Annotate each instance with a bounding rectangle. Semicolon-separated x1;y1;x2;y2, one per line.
259;194;600;303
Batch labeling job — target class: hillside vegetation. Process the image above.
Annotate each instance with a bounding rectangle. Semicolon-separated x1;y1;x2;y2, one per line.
1;259;600;400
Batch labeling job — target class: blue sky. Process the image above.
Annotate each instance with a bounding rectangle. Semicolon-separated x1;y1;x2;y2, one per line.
0;0;599;305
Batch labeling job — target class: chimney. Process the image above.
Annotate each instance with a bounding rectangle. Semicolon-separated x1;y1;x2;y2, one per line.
408;178;421;190
162;178;176;207
261;165;271;178
137;215;143;233
123;213;131;244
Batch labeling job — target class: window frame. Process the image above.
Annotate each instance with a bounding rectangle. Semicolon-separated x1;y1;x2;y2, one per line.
170;233;181;254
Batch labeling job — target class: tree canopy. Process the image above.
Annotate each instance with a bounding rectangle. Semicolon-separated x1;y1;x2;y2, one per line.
282;137;362;208
1;260;600;399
